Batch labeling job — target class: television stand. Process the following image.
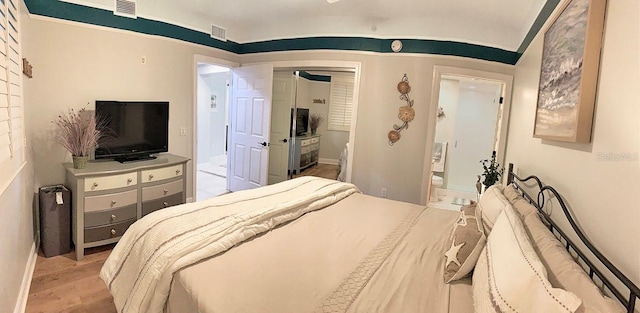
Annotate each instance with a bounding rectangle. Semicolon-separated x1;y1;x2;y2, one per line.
114;154;157;163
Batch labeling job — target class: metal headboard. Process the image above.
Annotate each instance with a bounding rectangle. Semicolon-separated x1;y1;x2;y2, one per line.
506;163;639;313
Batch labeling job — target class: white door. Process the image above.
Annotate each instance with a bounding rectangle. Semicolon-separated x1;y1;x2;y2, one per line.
447;80;502;193
268;72;295;184
228;64;274;192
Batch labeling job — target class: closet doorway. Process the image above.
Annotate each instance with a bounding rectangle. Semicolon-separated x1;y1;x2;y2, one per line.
421;66;513;207
268;70;354;185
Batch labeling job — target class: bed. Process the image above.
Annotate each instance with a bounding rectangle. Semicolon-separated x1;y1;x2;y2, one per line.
100;164;639;313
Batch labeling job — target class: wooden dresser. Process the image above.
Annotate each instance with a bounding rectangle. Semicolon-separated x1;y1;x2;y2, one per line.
64;154;189;260
289;134;320;174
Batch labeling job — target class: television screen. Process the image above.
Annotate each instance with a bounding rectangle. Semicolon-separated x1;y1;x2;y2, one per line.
290;108;309;137
95;101;169;162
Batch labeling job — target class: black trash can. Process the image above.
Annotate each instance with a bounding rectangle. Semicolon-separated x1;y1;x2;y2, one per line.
39;185;71;257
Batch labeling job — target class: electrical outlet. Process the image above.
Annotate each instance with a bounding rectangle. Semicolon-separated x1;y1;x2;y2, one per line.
180;127;187;136
381;188;387;198
141;55;147;64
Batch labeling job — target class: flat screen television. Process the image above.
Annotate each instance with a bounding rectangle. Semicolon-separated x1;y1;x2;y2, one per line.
95;100;169;163
290;108;309;137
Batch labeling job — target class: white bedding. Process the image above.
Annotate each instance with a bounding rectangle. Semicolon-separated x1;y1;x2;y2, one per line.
100;177;360;313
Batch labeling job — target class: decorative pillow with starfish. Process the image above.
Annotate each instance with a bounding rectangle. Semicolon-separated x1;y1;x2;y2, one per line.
443;204;487;283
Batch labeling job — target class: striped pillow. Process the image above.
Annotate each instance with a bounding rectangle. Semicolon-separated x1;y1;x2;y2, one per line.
472;205;582;313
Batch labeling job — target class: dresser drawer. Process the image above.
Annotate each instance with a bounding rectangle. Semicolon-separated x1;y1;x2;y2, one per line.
301;146;311;154
300;139;311;147
84;218;135;243
84;172;137;192
310;137;320;144
141;165;183;183
85;204;137;228
142;192;183;216
309;143;319;151
142;179;183;201
84;189;137;213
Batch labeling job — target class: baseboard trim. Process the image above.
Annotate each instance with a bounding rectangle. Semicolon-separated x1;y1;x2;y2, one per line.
319;158;339;165
14;242;37;313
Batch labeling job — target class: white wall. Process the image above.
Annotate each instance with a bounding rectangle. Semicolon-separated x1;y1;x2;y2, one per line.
242;52;514;202
205;72;229;158
505;0;640;286
303;79;350;161
1;3;36;311
196;71;229;165
196;74;212;165
0;165;35;312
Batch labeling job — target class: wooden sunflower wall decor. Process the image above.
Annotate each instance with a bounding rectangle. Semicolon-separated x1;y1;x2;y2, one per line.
388;74;415;145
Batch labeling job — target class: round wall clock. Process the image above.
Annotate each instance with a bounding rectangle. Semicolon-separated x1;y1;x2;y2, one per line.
391;40;403;52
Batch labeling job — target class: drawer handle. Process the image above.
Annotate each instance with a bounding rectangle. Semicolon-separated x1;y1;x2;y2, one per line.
163;201;169;207
110;200;117;207
93;182;99;188
111;214;116;221
176;169;180;175
149;174;154;180
163;189;168;195
127;178;133;184
111;229;117;236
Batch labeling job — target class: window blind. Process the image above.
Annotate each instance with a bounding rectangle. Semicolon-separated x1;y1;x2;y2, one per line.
327;75;354;132
0;0;24;186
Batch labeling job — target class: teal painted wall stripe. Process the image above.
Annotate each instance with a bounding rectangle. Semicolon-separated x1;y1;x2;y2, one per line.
516;0;561;62
299;71;331;82
24;0;242;53
24;0;557;65
241;37;518;64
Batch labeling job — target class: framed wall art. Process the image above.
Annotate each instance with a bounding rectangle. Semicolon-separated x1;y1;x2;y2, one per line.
533;0;607;143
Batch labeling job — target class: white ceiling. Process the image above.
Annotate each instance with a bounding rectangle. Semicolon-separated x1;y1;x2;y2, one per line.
63;0;548;51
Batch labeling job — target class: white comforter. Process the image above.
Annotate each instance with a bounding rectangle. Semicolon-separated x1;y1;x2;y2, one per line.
100;177;360;313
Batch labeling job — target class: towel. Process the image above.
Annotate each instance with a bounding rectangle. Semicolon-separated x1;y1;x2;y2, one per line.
432;142;447;172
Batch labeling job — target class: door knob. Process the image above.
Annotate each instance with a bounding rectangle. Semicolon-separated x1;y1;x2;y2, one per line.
259;142;269;147
280;138;288;143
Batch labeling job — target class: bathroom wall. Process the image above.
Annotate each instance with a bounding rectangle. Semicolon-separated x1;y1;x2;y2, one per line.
434;78;460;187
196;69;230;166
433;77;501;193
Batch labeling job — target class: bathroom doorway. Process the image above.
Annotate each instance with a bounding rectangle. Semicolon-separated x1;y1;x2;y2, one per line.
421;66;513;208
195;62;232;201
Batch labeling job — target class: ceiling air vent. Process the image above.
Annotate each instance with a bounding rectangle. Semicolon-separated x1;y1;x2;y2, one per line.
211;24;227;42
114;0;137;19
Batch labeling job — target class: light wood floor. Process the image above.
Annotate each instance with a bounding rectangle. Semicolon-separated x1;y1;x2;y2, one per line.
26;245;117;313
25;163;339;312
293;163;340;180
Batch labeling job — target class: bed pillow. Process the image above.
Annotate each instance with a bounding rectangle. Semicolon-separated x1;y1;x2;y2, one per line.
472;205;582;313
443;204;486;283
476;184;509;234
522;213;625;313
503;184;539;219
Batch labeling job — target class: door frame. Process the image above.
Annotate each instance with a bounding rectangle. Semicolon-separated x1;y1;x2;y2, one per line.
419;65;513;205
192;54;239;201
244;60;362;183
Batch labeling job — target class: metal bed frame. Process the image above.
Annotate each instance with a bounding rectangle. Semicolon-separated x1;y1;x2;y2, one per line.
506;163;639;313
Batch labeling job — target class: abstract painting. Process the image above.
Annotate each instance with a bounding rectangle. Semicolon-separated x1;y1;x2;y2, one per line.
533;0;607;143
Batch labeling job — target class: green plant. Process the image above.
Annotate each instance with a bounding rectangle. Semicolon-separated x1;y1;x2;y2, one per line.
480;151;504;188
53;108;105;157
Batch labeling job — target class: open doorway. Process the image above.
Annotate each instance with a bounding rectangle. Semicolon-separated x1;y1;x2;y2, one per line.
195;62;232;201
420;66;513;207
268;70;354;185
